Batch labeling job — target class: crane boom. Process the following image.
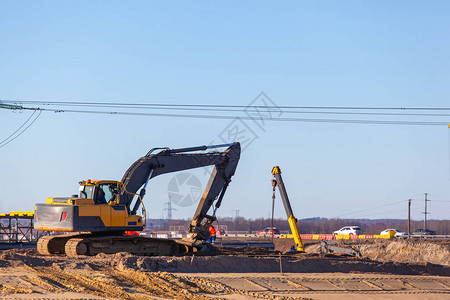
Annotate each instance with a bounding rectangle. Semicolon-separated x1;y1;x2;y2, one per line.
271;166;304;252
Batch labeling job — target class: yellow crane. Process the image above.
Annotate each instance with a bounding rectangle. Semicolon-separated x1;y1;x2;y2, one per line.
271;166;304;252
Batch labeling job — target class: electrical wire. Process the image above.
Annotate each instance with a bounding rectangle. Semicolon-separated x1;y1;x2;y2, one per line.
3;99;450;111
409;199;448;202
30;107;450;126
2;99;450;127
0;110;41;149
333;200;406;218
0;110;37;145
410;199;450;202
6;101;450;117
2;99;449;126
353;209;407;219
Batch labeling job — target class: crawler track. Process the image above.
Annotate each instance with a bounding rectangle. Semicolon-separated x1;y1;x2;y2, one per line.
38;234;198;256
37;234;82;255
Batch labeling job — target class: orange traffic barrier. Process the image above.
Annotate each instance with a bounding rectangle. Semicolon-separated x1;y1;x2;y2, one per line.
280;233;394;240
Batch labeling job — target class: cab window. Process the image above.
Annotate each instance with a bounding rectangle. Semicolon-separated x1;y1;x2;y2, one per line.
98;183;118;203
79;185;94;199
99;184;113;203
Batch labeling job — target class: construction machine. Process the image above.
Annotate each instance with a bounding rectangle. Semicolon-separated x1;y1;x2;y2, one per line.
271;166;304;252
34;142;240;256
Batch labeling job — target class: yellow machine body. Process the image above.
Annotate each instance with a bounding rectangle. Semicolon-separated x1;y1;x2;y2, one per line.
35;180;144;232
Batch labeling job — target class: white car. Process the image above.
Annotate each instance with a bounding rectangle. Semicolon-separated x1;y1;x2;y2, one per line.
333;226;362;236
380;229;408;237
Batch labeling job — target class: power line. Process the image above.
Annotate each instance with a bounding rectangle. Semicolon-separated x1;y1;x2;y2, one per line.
3;99;450;127
5;101;450;117
0;110;41;149
0;101;24;110
428;200;450;203
0;111;37;145
409;199;450;202
4;99;450;111
23;107;450;126
354;208;407;219
2;100;449;126
334;200;406;218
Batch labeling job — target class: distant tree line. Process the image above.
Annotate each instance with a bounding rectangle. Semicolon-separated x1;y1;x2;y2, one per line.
149;217;450;235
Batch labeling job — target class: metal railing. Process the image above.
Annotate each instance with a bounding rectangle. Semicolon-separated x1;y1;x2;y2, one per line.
0;212;49;247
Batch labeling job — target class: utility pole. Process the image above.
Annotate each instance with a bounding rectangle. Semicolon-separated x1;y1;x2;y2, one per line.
423;193;429;230
167;201;173;219
164;198;177;220
232;210;240;220
408;199;411;237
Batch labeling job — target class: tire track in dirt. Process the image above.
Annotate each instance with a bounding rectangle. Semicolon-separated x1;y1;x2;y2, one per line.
198;274;450;298
186;275;308;300
109;269;216;299
19;264;303;299
0;283;33;296
108;269;305;299
19;274;62;293
29;266;145;299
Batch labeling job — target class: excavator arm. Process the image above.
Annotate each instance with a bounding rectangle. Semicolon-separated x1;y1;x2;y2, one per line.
120;142;241;242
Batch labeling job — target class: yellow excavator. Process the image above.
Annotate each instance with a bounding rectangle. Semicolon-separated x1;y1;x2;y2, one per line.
271;166;304;252
34;143;240;256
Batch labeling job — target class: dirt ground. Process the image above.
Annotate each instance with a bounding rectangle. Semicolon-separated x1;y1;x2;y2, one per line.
0;238;448;299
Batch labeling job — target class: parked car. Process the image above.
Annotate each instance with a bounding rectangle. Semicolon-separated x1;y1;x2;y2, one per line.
380;229;408;237
333;226;362;236
412;228;436;235
256;227;280;235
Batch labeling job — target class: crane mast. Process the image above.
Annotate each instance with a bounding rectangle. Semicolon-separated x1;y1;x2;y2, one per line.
271;166;304;252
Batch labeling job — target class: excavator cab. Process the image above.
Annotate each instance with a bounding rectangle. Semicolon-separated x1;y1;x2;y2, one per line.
79;180;119;205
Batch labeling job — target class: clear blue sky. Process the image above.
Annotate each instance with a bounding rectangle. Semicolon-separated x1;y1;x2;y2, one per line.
1;1;450;221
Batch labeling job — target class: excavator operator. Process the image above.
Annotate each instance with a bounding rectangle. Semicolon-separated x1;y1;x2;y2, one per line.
97;188;107;204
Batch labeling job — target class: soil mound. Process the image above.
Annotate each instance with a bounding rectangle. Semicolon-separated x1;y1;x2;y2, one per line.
358;239;450;266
